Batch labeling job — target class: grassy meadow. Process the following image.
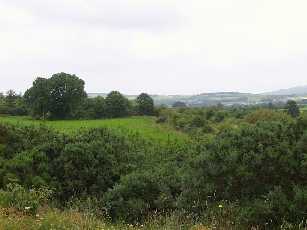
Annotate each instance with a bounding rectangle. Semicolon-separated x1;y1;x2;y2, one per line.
0;116;189;145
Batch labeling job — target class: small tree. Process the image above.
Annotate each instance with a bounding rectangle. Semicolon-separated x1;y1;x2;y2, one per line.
286;100;300;118
105;91;129;118
136;93;154;116
5;90;18;107
48;73;87;119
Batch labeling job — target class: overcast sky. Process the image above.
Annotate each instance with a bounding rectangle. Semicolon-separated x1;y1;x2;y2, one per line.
1;0;307;95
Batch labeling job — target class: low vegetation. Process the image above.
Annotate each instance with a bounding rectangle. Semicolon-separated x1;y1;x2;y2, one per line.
1;73;307;229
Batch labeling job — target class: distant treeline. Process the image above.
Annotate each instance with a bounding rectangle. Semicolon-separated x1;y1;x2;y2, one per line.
1;72;155;120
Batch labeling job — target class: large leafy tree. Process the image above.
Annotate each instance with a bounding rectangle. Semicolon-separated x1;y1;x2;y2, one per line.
136;93;154;116
24;73;86;119
105;91;129;118
48;73;86;119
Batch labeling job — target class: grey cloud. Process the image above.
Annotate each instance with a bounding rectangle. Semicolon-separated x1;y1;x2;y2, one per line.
3;0;183;30
2;0;307;95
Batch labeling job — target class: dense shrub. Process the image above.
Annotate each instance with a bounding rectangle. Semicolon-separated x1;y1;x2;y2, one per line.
179;119;307;228
1;107;307;227
104;165;182;222
244;108;291;124
0;124;151;205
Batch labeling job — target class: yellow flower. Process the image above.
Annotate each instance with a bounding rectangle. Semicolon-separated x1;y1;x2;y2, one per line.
218;204;223;208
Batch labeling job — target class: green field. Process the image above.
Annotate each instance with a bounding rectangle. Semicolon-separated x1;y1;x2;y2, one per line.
0;116;189;144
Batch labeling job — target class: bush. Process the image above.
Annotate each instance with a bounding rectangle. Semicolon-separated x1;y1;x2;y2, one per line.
55;141;120;199
104;172;162;222
104;166;182;223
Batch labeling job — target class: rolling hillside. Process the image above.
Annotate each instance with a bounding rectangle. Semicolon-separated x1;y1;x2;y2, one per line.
89;92;295;107
264;85;307;96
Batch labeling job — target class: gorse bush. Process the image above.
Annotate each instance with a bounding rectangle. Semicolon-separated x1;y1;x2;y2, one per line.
0;122;189;221
179;119;307;228
0;125;141;202
1;109;307;228
104;169;181;222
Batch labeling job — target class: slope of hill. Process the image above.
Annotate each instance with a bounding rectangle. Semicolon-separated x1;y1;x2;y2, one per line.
264;85;307;96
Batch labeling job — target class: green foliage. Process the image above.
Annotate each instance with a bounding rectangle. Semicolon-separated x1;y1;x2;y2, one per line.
244;108;291;124
286;100;300;118
136;93;154;116
0;122;190;222
24;78;50;119
105;91;130;118
157;107;229;136
92;96;107;118
104;172;161;222
0;124;138;203
74;96;107;119
104;166;182;223
0;116;189;145
0;103;307;228
48;73;87;119
22;74;157;120
24;73;87;119
179;118;307;228
55;137;122;199
0;90;27;116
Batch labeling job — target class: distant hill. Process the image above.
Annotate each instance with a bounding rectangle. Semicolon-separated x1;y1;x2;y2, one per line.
264;85;307;96
89;92;295;107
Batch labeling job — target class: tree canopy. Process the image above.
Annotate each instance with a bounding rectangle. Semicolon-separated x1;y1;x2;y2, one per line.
24;73;86;119
136;93;154;116
105;91;130;118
